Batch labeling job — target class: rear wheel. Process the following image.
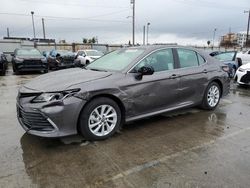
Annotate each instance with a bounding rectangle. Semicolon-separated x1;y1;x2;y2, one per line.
201;82;221;110
78;97;122;140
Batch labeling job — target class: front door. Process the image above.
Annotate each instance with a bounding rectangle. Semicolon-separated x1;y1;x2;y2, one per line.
120;48;180;117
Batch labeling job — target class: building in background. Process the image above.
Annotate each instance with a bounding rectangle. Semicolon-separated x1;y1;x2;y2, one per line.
220;32;247;47
236;32;247;47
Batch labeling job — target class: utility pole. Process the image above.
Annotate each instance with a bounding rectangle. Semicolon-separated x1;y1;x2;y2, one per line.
143;25;145;45
31;11;36;39
244;10;250;46
146;22;150;45
212;28;217;47
42;18;46;39
7;28;10;37
130;0;135;46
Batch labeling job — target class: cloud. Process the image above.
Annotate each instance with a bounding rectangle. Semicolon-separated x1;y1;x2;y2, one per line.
0;0;248;45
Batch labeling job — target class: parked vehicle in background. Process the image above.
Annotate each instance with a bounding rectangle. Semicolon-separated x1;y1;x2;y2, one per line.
12;48;48;74
234;63;250;85
209;51;222;57
42;51;50;58
47;50;75;70
213;51;242;77
236;50;250;64
75;49;104;66
0;52;8;76
17;46;230;140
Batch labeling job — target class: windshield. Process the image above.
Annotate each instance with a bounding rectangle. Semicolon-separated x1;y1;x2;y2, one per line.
214;52;235;61
16;49;42;56
86;48;145;71
86;50;104;56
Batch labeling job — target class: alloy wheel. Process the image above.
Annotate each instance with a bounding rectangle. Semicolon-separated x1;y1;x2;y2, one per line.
88;105;117;137
207;85;220;107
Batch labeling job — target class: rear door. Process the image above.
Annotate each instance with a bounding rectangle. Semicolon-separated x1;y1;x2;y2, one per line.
174;48;208;105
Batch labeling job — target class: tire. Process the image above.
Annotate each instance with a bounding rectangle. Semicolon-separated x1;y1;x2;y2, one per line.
201;82;221;110
78;97;122;141
237;58;242;67
86;60;90;65
13;65;19;75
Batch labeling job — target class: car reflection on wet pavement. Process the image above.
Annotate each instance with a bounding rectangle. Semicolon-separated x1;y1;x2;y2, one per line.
0;68;250;188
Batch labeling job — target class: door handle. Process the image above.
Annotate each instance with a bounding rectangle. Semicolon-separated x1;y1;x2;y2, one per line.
203;69;208;73
169;74;179;79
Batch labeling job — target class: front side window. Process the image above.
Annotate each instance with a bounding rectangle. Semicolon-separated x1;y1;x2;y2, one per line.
133;49;174;72
177;49;199;68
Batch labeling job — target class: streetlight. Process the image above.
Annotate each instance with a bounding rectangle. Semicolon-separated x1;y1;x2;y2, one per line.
244;10;250;46
212;28;217;47
143;25;146;45
130;0;135;46
146;22;150;45
31;11;36;39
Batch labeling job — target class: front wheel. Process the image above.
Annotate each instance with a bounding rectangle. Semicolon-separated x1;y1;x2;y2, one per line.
201;82;221;110
78;97;122;140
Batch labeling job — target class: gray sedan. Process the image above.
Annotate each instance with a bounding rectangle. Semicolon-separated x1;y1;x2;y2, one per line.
17;46;230;140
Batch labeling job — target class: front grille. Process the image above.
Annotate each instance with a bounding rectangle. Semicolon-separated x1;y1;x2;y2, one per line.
18;107;55;131
240;71;250;83
23;60;42;65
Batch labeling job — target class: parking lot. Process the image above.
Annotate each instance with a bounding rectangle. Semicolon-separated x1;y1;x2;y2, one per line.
0;66;250;188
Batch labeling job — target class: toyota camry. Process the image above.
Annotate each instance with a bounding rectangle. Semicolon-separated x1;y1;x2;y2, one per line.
17;46;230;140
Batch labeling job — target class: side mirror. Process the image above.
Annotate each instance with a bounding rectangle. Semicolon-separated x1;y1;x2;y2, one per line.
138;66;154;75
135;66;154;80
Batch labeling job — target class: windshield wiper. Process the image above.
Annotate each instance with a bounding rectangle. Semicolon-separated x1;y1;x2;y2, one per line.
88;68;107;72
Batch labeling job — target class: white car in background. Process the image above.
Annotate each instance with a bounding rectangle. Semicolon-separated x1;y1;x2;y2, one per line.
75;49;104;66
234;63;250;85
236;50;250;65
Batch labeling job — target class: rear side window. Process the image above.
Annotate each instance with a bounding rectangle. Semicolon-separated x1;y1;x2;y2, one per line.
197;54;206;64
177;49;199;68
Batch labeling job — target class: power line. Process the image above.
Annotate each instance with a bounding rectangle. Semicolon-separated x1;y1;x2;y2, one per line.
0;11;130;23
171;0;247;10
20;0;130;9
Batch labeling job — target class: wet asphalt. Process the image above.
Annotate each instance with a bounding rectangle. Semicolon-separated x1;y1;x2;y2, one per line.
0;66;250;188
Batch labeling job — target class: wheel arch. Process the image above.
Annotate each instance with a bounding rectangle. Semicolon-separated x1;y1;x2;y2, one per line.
209;79;223;97
76;93;126;133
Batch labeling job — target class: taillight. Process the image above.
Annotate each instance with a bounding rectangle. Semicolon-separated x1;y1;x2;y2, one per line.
222;65;229;73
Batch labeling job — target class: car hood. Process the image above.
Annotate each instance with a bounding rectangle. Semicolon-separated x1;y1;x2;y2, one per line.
20;68;112;92
239;63;250;70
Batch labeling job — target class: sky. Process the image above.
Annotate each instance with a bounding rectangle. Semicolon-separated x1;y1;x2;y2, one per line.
0;0;249;45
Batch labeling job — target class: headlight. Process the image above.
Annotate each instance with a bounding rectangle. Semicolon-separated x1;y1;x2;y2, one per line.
15;57;24;63
238;68;245;72
32;89;80;103
41;57;47;62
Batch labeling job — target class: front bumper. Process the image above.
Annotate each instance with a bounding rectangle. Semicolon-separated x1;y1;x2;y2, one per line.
235;70;250;85
16;63;48;72
17;95;86;137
